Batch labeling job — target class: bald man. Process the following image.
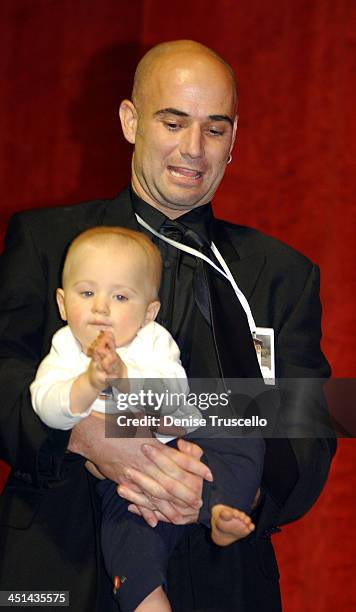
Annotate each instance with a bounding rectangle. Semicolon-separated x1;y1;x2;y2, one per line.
0;40;335;612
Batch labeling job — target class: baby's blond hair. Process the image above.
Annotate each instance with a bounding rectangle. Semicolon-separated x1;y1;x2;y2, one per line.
62;226;162;298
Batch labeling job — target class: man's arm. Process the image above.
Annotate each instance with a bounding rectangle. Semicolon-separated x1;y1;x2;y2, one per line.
256;263;336;535
0;213;52;481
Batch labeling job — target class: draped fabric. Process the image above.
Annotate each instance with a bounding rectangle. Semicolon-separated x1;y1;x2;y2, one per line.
0;1;355;610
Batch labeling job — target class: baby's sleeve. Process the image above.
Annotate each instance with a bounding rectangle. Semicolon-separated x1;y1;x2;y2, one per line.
30;327;93;430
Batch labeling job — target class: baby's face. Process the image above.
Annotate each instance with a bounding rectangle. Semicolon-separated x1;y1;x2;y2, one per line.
57;242;159;353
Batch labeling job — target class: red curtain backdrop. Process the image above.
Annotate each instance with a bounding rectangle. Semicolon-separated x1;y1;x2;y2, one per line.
0;1;355;610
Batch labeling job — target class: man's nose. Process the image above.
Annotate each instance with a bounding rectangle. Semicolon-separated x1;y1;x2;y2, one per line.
180;124;203;159
91;295;110;315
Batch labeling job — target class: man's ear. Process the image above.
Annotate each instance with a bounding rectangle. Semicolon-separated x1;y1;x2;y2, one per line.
56;288;67;321
119;99;138;144
229;114;239;153
143;300;161;325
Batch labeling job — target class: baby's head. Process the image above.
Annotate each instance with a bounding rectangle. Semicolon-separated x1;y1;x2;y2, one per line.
56;227;162;353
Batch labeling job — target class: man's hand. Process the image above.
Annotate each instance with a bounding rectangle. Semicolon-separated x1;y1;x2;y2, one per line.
119;439;213;525
69;411;155;482
68;415;212;526
85;460;106;480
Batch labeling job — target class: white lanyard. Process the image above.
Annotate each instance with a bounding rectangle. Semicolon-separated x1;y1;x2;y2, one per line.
135;213;257;334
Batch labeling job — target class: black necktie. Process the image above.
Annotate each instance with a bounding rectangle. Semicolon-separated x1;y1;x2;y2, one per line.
159;220;211;324
159;219;185;244
159;219;262;379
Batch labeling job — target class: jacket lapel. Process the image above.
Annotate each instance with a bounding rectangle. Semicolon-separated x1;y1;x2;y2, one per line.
210;219;265;378
212;220;266;301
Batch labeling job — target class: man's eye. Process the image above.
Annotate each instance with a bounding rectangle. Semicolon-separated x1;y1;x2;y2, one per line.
164;121;180;130
208;128;223;136
113;294;128;302
80;290;94;298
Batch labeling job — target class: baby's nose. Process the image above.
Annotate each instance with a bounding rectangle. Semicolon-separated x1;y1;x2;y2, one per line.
92;295;110;314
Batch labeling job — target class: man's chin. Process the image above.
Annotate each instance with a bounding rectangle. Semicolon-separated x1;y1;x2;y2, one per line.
156;187;210;212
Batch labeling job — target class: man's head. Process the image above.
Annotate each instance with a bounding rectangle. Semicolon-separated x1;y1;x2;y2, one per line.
120;40;238;218
56;227;161;353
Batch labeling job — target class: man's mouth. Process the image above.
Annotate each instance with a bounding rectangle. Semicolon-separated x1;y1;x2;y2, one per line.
167;166;203;181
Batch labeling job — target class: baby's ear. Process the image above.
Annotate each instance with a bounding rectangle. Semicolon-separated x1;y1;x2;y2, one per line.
56;288;67;321
144;300;160;325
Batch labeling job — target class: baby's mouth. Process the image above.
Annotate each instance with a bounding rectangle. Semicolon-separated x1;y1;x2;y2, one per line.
90;321;112;327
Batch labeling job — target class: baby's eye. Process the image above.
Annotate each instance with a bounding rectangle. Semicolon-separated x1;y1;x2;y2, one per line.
113;294;128;302
80;290;94;298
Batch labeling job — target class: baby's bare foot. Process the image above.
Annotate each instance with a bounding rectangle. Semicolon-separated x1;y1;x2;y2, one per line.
211;504;255;546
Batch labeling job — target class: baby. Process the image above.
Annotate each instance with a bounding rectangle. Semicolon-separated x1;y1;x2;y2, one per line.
31;227;264;612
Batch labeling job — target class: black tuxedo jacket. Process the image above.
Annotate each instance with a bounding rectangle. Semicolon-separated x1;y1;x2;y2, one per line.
0;188;335;611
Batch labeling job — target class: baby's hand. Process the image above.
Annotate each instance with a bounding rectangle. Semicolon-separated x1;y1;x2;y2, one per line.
86;350;108;392
87;330;115;359
88;331;127;380
69;330;126;414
